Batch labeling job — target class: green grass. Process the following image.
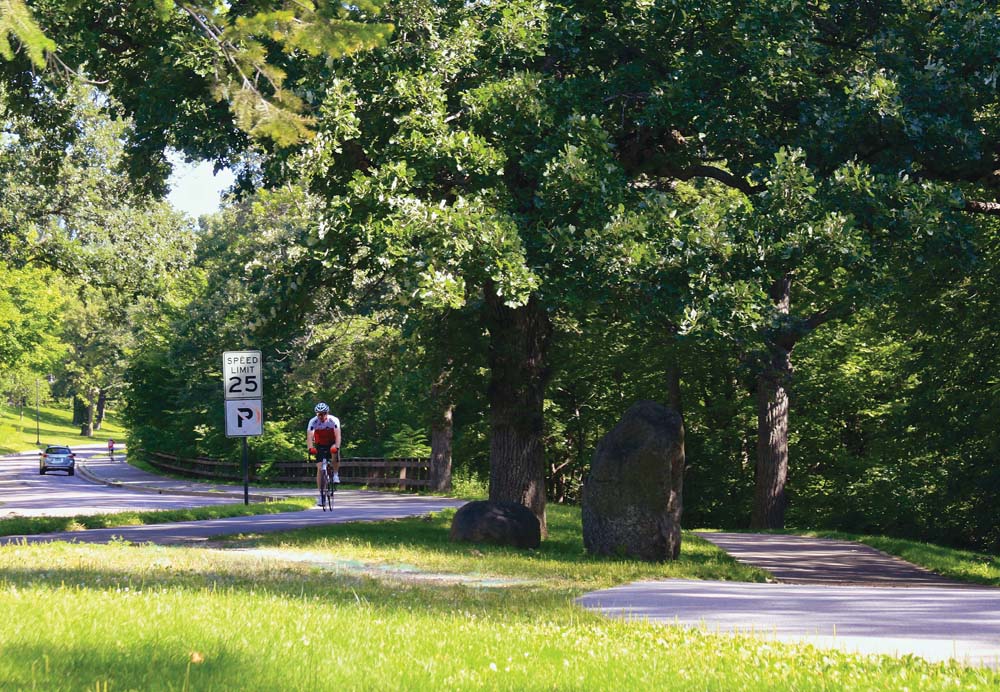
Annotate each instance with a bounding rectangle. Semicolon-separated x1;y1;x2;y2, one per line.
0;401;126;454
0;498;314;537
1;506;997;690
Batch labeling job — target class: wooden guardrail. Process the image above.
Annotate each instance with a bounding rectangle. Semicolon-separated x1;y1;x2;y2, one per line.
147;452;430;489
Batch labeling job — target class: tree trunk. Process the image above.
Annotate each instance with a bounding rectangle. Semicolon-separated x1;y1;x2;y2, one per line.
483;281;552;537
72;395;87;426
751;275;793;529
751;351;791;528
95;389;107;430
80;397;95;437
666;364;683;413
429;391;454;492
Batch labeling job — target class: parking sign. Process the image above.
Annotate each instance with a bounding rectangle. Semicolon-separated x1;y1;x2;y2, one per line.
225;399;263;437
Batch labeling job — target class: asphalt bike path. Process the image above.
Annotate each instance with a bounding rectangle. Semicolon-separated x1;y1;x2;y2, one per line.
0;445;464;545
577;532;1000;668
697;531;962;586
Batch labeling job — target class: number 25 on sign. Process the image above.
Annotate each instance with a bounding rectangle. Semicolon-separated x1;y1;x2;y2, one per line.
223;350;263;400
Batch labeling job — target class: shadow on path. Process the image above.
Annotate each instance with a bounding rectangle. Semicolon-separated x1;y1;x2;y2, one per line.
695;532;965;587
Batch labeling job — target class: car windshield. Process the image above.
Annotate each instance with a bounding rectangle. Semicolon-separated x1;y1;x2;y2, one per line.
45;447;71;455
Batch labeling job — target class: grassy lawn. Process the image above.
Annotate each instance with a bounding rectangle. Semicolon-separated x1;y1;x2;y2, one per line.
0;498;314;537
0;401;127;454
1;506;997;690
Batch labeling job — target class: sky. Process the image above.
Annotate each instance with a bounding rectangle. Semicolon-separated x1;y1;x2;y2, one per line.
166;156;236;219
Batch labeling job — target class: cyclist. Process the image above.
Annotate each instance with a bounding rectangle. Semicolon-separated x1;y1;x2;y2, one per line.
307;402;341;506
108;439;115;460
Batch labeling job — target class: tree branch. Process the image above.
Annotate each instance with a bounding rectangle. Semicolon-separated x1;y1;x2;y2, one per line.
964;200;1000;216
669;164;765;196
616;126;765;196
804;303;856;333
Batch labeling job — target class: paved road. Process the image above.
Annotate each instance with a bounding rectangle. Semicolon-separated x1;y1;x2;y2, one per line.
0;491;468;546
577;533;1000;668
0;445;465;544
0;446;252;516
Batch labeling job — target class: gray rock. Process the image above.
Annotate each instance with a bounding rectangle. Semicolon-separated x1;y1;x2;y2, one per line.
450;500;541;549
582;400;685;561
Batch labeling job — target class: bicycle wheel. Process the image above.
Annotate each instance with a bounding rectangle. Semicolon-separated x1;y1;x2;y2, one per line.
322;471;333;511
327;481;335;509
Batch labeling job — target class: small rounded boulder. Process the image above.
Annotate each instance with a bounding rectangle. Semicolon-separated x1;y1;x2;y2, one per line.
450;500;541;549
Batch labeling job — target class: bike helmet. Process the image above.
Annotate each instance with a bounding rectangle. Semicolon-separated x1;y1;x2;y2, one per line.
314;402;330;414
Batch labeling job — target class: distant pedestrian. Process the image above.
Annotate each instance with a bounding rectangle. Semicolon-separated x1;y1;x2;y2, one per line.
108;438;115;460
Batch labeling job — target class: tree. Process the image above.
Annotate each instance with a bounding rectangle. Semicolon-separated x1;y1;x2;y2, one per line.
2;84;197;290
2;0;393;193
10;0;998;539
280;0;638;535
527;0;1000;528
3;82;197;438
0;263;65;370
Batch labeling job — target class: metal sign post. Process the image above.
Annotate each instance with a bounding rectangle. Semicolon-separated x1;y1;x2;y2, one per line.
242;438;249;504
223;351;263;504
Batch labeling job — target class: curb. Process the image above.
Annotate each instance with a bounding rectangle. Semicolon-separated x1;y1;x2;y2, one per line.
75;461;293;503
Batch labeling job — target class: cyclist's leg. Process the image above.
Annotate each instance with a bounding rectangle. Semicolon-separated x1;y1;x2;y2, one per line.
331;448;341;483
315;451;327;506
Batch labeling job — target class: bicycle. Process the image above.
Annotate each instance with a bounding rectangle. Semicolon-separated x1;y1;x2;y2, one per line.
321;461;336;511
312;446;339;511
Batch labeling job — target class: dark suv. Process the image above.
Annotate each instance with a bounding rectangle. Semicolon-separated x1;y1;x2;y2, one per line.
39;446;75;476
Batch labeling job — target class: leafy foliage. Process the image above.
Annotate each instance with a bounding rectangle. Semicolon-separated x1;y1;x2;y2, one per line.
4;0;1000;552
2;0;392;153
0;0;54;67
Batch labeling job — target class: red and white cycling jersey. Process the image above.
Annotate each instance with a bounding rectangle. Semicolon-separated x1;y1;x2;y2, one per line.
307;414;340;446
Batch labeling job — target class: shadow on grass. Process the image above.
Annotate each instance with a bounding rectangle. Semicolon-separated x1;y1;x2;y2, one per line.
11;409;74;437
0;508;765;615
0;640;315;691
0;545;587;617
220;506;769;584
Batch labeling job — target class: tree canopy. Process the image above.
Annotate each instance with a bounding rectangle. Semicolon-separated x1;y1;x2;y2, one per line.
2;0;999;550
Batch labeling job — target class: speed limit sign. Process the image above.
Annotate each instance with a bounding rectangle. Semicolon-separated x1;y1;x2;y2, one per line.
222;351;264;502
223;350;263;400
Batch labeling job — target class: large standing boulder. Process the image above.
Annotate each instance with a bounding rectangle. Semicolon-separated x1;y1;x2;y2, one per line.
450;500;541;549
582;400;685;561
